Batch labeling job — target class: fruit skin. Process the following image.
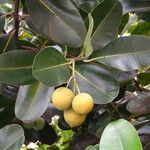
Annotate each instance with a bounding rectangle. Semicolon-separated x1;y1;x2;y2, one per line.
22;122;34;129
52;87;74;110
33;117;45;130
64;108;86;127
72;93;94;114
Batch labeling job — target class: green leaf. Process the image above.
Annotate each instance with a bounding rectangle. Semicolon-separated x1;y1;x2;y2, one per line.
121;0;150;14
138;72;150;86
90;36;150;71
79;0;99;13
33;47;71;87
19;40;39;50
0;50;37;85
15;82;53;122
0;124;25;150
0;83;6;94
138;12;150;22
25;0;86;48
0;13;5;33
83;13;94;57
0;96;15;128
126;92;150;115
73;63;119;104
0;95;13;109
91;0;122;50
88;112;111;137
0;34;19;53
100;119;143;150
119;13;129;34
25;17;45;37
131;22;150;36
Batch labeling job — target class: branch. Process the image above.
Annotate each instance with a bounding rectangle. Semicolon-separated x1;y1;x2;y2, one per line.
21;45;40;51
14;0;20;39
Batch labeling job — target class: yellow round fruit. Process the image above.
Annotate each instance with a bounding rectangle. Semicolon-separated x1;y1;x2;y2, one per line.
64;108;86;127
72;93;94;114
52;87;74;110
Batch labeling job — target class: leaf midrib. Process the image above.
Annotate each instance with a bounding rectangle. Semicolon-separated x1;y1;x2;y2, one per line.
75;70;112;99
2;135;24;150
91;49;150;61
38;0;83;39
34;62;70;72
0;65;32;71
113;124;124;150
91;1;119;39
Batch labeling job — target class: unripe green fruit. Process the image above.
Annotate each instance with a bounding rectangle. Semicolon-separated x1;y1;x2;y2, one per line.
23;122;34;129
33;118;45;130
52;87;74;110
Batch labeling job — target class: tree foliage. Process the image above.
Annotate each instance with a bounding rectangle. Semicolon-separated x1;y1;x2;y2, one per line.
0;0;150;150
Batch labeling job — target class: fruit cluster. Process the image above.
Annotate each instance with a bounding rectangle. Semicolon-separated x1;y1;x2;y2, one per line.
52;87;94;127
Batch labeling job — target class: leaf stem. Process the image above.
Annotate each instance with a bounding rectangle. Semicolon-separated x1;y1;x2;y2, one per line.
72;60;76;93
72;60;80;94
64;45;67;57
66;75;73;88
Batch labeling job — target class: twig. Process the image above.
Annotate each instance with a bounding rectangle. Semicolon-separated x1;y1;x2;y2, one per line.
14;0;20;39
67;57;88;62
20;45;40;51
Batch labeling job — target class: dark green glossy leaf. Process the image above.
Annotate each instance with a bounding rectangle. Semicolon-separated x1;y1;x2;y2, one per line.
73;0;103;7
19;40;39;50
121;0;150;14
0;50;37;85
0;83;6;94
127;92;150;115
0;98;15;128
119;13;129;34
132;22;150;36
0;34;19;53
70;133;99;150
0;13;5;33
122;14;138;35
33;47;71;87
73;63;119;104
94;62;137;82
26;17;45;37
26;0;86;48
15;82;53;122
95;113;112;137
88;112;112;137
91;0;122;50
138;72;150;86
79;0;99;13
138;12;150;22
100;119;143;150
0;124;25;150
0;95;13;109
90;36;150;71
